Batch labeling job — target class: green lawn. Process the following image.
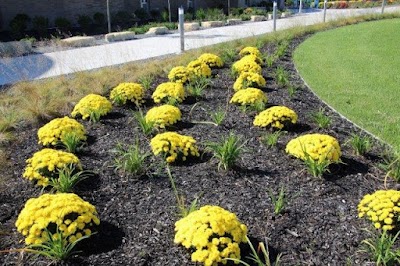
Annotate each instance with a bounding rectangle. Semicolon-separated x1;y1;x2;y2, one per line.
294;19;400;149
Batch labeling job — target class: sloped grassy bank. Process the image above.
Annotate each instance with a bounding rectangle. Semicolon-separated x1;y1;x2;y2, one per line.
0;31;397;266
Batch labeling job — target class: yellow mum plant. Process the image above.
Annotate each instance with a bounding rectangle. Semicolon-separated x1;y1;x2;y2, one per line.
38;116;86;147
150;132;199;163
285;134;341;163
253;106;298;129
23;148;81;187
152;82;185;104
109;82;144;105
15;193;100;245
230;88;267;108
71;94;112;122
197;53;224;68
168;66;192;84
358;190;400;231
145;104;181;129
233;71;266;91
239;46;262;59
174;205;248;266
187;59;212;79
232;57;262;76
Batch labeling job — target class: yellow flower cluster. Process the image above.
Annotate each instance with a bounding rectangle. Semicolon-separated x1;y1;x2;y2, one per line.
109;82;144;105
187;59;212;79
233;71;266;91
71;94;112;120
197;53;224;68
358;190;400;231
145;104;182;129
232;56;262;76
152;82;185;104
174;205;248;266
253;106;298;129
285;134;341;163
23;148;81;187
168;66;192;84
150;132;199;163
230;88;267;107
38;116;86;147
15;193;100;245
239;46;262;59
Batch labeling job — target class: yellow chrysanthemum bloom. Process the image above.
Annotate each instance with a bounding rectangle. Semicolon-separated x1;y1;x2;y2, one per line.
187;59;212;79
145;105;181;129
71;94;112;121
150;132;199;163
152;82;185;104
230;88;267;107
174;205;247;266
233;71;266;91
232;57;262;76
23;148;81;187
358;190;400;231
253;106;298;129
38;116;86;147
285;134;341;163
109;82;144;105
168;66;193;84
239;46;262;59
15;193;100;245
197;53;224;68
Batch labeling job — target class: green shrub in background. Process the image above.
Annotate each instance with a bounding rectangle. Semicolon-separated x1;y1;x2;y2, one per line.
33;16;49;36
9;14;31;39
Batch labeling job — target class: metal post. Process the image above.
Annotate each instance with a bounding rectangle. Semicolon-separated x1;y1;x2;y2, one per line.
381;0;386;14
106;0;111;33
168;0;172;22
299;0;303;14
323;0;327;22
179;7;185;53
273;1;277;32
228;0;231;16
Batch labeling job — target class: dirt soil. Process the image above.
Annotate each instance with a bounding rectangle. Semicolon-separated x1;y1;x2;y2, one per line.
0;36;394;266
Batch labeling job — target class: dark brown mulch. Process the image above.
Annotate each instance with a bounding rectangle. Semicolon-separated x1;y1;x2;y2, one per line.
0;36;393;266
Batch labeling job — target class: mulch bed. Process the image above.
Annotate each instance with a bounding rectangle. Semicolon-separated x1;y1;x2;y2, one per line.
0;35;393;265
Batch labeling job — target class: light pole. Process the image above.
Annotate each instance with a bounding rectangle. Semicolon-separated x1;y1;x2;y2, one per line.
179;7;184;53
168;0;172;22
299;0;303;14
106;0;111;33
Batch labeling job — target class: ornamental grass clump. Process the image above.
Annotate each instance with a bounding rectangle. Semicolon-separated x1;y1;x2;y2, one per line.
152;82;185;104
233;72;266;91
358;190;400;231
174;205;248;266
253;106;298;130
230;88;267;111
109;82;144;105
168;66;192;84
37;116;86;148
71;94;112;122
187;59;212;79
15;193;100;245
197;53;224;68
150;132;199;163
145;104;181;129
232;57;262;76
23;148;81;187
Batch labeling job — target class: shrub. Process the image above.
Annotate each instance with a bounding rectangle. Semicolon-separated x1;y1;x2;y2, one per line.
109;82;144;106
174;205;248;266
77;15;92;32
23;148;81;187
32;16;49;36
150;132;200;163
187;59;212;79
71;94;112;122
168;66;192;84
152;82;185;104
233;71;266;91
54;17;72;31
9;14;31;39
358;190;400;231
145;105;181;129
232;57;262;76
239;46;262;59
37;116;86;147
15;193;100;245
230;88;267;108
285;134;341;163
93;12;105;26
197;53;224;68
253;106;298;129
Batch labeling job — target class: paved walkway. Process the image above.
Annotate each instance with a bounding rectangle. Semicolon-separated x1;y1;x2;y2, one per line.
1;6;399;86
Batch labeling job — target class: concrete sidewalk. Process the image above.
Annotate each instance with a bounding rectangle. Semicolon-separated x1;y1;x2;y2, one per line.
1;6;399;86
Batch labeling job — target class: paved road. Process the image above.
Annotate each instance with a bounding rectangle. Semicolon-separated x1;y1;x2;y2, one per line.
0;6;399;86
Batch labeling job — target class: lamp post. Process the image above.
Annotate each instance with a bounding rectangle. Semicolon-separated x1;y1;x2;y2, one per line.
381;0;386;13
273;1;277;32
106;0;111;33
323;0;327;22
179;7;184;53
299;0;303;13
168;0;172;22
